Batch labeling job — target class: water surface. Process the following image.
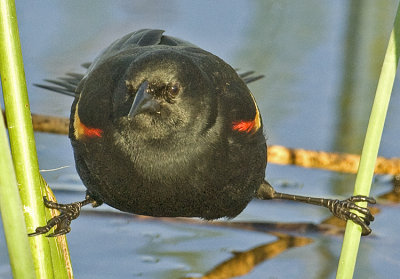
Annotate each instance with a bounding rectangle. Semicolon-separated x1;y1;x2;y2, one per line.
1;1;399;278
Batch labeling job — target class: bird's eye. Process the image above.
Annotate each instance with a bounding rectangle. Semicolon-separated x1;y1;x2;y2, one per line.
168;83;180;98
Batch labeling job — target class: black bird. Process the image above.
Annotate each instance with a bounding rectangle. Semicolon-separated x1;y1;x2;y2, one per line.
30;29;375;237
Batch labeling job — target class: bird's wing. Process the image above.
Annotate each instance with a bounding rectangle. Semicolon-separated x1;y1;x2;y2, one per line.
35;30;264;96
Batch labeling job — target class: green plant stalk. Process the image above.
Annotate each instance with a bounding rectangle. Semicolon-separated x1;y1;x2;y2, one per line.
0;0;71;278
41;176;74;279
336;3;400;279
0;106;35;278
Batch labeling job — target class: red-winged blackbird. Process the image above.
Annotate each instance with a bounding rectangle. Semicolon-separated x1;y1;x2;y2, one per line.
30;29;375;237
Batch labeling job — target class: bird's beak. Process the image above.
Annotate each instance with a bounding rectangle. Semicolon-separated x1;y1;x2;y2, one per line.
128;81;161;118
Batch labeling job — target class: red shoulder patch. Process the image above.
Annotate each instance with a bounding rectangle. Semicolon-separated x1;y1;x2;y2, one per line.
81;122;103;138
232;91;261;134
232;120;256;133
73;102;103;139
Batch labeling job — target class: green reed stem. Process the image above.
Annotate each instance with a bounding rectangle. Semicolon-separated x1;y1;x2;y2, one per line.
336;3;400;279
0;0;72;278
0;106;35;278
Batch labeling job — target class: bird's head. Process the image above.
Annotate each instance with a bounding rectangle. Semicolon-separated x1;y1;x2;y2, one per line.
112;47;221;140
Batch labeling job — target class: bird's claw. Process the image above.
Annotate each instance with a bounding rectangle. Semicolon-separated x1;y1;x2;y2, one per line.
328;195;376;236
28;197;84;237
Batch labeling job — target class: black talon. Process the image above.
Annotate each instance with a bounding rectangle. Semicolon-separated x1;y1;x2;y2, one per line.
28;195;99;237
257;182;376;236
348;195;376;204
326;195;375;236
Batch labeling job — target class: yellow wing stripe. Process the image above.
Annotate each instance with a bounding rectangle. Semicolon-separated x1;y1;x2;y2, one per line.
73;102;103;139
232;91;261;134
249;91;261;133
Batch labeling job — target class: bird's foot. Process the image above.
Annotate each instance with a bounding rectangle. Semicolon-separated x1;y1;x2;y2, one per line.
327;195;376;236
28;195;96;237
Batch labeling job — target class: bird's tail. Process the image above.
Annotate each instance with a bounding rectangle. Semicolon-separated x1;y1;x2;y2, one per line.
34;63;91;97
35;64;263;97
237;70;264;84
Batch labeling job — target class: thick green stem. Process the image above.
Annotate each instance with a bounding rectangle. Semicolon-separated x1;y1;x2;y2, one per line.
336;3;400;278
0;106;35;278
0;0;71;278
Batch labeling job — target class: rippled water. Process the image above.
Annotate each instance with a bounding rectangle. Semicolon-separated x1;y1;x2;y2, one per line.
1;1;400;278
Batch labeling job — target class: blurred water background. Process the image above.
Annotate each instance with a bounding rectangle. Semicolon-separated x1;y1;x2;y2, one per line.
1;1;400;278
